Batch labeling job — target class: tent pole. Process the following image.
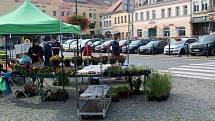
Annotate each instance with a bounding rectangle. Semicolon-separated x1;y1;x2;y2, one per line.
5;35;8;72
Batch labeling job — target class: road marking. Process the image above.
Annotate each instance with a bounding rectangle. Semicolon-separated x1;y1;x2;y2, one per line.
167;62;215;80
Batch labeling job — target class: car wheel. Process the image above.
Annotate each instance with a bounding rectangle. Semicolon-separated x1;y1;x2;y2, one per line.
134;49;138;54
210;48;215;56
179;48;186;55
191;53;196;56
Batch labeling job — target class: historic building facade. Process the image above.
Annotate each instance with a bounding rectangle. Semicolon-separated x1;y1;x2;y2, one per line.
0;0;110;36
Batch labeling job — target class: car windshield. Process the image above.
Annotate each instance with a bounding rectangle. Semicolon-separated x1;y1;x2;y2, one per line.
130;40;140;45
146;41;159;47
170;39;185;45
199;35;215;42
119;40;127;46
93;41;101;45
63;40;74;44
103;40;113;46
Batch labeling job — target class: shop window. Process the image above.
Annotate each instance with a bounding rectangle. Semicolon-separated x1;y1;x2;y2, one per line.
178;27;186;36
137;29;143;37
163;27;170;36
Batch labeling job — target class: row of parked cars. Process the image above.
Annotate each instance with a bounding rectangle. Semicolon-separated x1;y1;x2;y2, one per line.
62;35;215;56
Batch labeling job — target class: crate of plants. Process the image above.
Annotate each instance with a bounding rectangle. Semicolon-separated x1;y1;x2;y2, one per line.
103;65;124;77
32;67;55;78
124;65;151;76
145;71;172;102
50;55;61;67
12;64;32;77
0;51;8;60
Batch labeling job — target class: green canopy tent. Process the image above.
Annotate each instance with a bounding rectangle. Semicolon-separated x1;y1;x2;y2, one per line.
0;0;80;101
0;0;80;35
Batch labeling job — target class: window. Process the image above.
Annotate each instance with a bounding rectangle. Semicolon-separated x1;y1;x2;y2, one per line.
201;0;208;11
176;7;180;16
53;11;57;16
83;13;86;16
93;13;96;19
89;13;92;18
67;11;70;16
140;12;144;20
193;1;200;12
178;27;186;36
122;32;125;39
61;11;64;16
121;16;123;23
124;16;127;23
115;17;117;24
137;29;143;37
146;11;150;20
163;27;170;36
168;8;172;17
183;6;188;15
152;10;156;19
135;13;138;21
109;20;111;26
118;17;120;24
100;22;102;27
161;9;165;18
103;21;106;27
42;10;46;13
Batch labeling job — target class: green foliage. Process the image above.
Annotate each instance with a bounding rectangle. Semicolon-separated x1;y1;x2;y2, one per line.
89;22;95;30
146;72;172;97
53;74;70;86
67;15;89;31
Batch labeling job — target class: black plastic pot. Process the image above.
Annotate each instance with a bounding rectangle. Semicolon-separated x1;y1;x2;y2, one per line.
147;96;156;101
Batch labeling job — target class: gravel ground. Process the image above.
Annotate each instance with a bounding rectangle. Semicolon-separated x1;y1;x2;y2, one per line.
1;76;215;121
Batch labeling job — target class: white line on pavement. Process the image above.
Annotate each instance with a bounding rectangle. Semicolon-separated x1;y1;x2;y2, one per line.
180;65;215;70
169;67;215;73
170;71;215;78
172;73;215;80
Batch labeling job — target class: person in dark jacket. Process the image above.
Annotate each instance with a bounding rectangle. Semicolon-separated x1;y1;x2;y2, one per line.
111;36;120;57
28;41;44;68
51;36;61;56
43;41;52;66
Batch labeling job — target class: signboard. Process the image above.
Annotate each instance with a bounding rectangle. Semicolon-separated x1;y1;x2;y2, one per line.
15;43;32;55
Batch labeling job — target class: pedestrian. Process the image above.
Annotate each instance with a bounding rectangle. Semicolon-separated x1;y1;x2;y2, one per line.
111;35;120;64
51;36;61;56
28;40;44;68
82;41;92;65
27;40;44;83
43;41;52;66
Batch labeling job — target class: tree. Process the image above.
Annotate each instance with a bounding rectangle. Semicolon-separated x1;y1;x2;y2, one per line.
66;15;89;31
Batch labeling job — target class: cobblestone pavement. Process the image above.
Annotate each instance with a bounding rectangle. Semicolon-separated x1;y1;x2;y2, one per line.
1;54;215;121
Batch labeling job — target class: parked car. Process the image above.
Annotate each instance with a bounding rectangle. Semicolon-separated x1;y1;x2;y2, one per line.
139;40;168;54
80;38;103;52
62;39;76;51
122;39;150;54
69;40;81;52
164;38;198;55
189;35;215;56
92;40;104;52
95;40;114;52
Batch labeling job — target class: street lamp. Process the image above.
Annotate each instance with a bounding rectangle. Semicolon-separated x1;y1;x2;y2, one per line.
75;0;79;56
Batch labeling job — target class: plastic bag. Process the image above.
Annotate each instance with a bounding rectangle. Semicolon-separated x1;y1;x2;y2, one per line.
0;77;7;92
20;55;32;64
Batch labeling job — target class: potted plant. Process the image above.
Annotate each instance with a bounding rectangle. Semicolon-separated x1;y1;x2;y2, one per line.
118;55;126;65
50;55;61;67
115;85;130;98
63;57;71;67
82;56;91;66
71;56;83;67
91;57;99;65
146;72;172;102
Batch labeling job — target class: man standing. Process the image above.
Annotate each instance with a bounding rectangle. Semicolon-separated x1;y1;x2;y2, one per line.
43;41;52;66
111;35;120;59
28;40;44;68
51;36;61;56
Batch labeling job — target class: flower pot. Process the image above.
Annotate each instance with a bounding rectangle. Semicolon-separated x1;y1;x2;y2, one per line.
147;96;156;101
64;60;70;67
156;96;163;102
119;92;129;98
52;62;60;67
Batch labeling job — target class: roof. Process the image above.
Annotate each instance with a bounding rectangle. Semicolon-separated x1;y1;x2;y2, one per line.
63;0;111;6
106;0;122;13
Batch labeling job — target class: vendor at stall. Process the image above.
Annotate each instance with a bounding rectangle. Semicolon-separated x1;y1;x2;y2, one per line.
44;41;52;66
82;42;92;66
27;40;44;68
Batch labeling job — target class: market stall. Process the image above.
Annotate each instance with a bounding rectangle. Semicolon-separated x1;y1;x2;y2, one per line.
0;0;80;101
